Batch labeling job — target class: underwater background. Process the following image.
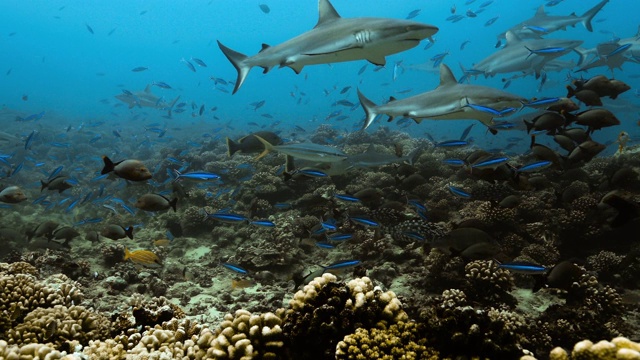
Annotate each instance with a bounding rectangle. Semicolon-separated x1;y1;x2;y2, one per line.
1;0;640;359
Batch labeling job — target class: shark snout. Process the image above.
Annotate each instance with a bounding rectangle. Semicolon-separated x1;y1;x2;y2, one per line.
404;23;439;40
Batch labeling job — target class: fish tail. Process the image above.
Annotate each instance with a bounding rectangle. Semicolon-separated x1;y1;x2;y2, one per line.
217;41;251;94
572;47;589;67
171;169;182;183
101;156;114;175
125;226;134;240
357;89;379;130
40;180;48;192
253;135;273;160
169;198;178;212
405;147;422;166
123;247;130;261
580;0;608;32
566;85;575;98
226;137;239;157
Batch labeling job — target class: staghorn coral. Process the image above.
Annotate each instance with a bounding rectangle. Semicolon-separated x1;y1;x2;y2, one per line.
335;321;439;360
283;273;408;359
6;305;111;348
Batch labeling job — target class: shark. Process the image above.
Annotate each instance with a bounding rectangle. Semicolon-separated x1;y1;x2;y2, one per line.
357;63;528;132
114;85;180;116
471;32;583;78
577;42;638;74
217;0;438;94
496;0;609;43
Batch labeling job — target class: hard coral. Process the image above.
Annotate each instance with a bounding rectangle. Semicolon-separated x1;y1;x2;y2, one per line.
546;337;640;360
283;274;408;359
335;321;439;360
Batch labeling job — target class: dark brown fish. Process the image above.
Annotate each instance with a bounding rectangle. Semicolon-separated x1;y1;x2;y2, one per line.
101;224;134;240
101;156;152;181
40;176;73;193
27;221;59;241
226;131;282;157
0;186;27;203
135;194;177;212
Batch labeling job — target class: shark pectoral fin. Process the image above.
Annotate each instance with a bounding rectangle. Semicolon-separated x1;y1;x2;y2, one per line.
366;54;386;66
282;61;304;74
411;118;422;124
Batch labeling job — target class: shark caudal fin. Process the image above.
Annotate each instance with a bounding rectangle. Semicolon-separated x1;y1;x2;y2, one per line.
580;0;609;32
573;46;591;66
357;89;380;131
217;41;251;94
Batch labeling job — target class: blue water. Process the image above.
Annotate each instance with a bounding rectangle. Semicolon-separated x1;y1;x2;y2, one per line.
1;0;635;153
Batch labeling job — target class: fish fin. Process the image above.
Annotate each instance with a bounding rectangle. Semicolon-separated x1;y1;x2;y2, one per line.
125;226;134;240
534;5;545;17
523;120;534;134
40;180;48;192
315;0;341;28
285;155;296;173
123;247;130;260
169;198;178;212
101;156;115;175
144;84;152;93
226;137;239;157
504;31;520;46
357;89;379;130
566;85;575;98
580;0;608;32
253;135;273;160
259;43;270;53
284;62;304;74
405;147;422;166
438;64;457;87
388;96;397;102
217;41;251;94
366;55;386;66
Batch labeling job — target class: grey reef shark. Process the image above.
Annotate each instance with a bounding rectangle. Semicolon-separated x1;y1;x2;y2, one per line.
357;63;529;134
114;85;180;117
217;0;438;94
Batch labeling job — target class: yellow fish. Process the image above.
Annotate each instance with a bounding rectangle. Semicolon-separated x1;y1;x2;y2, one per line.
124;247;161;267
153;238;172;247
617;131;630;154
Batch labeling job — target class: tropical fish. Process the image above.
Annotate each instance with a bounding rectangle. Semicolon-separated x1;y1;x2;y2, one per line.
134;194;177;212
124;247;161;267
40;176;73;193
101;156;152;182
101;224;134;240
114;84;180;116
217;0;438;93
172;170;220;182
254;136;348;163
0;186;27;203
226;131;283;157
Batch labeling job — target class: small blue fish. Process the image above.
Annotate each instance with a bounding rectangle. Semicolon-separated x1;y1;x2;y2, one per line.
206;211;248;223
525;46;567;59
334;194;360;202
604;43;632;59
65;198;81;212
349;216;380;228
190;57;207;67
407;199;427;212
498;261;546;275
435;140;469;148
471;157;509;169
24;130;37;150
322;260;362;270
524;98;560;107
250;220;276;227
464;103;502;116
222;263;249;275
173;170;220;182
296;169;328;178
402;231;426;241
448;186;472;198
181;58;196;72
274;203;292;210
484;16;499;27
315;242;336;249
152;81;172;89
326;233;353;241
516;160;552;173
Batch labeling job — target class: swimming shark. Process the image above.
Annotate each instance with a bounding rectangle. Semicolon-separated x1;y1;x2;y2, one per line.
496;0;609;43
217;0;438;94
357;63;528;132
471;32;583;78
114;85;180;116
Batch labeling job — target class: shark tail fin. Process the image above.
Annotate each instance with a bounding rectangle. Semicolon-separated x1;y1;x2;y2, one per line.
217;41;251;94
572;46;590;66
405;147;422;166
580;0;608;32
253;135;274;160
357;89;379;130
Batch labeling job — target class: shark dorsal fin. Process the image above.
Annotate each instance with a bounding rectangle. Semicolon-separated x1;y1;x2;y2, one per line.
389;96;397;102
144;84;152;93
505;31;521;45
534;5;546;17
315;0;341;28
438;64;457;87
260;43;270;53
